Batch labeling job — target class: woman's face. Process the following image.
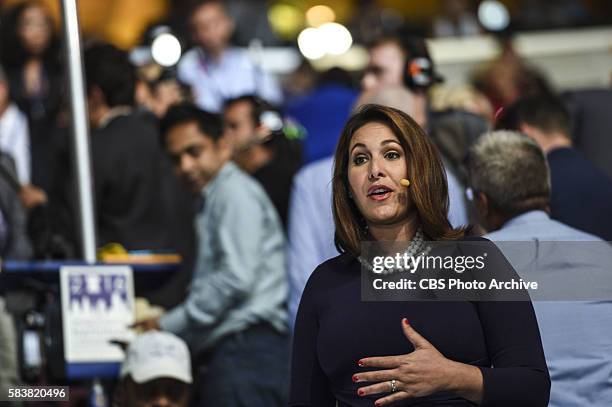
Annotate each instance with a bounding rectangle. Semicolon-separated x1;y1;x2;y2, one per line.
347;122;412;228
18;5;52;56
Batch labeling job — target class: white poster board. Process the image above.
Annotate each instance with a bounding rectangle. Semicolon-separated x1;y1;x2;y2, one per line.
60;265;135;363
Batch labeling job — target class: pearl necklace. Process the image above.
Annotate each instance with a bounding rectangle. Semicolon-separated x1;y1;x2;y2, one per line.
358;228;432;275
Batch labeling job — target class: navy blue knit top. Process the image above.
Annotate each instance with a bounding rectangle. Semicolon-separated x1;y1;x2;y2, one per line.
290;246;550;407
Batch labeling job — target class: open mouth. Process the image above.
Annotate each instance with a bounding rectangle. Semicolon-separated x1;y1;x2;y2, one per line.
367;186;393;201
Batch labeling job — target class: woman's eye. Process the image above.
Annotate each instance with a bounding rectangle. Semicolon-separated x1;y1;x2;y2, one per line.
385;151;400;160
352;155;367;165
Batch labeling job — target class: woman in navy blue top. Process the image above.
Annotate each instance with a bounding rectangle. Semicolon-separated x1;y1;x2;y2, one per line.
289;105;550;406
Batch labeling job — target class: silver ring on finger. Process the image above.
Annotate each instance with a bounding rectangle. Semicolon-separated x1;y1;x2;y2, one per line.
390;379;397;393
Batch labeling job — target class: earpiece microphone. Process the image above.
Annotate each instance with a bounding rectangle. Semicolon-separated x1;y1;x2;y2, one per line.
400;179;410;187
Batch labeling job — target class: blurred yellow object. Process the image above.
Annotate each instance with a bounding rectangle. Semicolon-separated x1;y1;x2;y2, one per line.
268;3;304;39
102;253;182;264
98;243;181;264
306;5;336;27
97;242;128;258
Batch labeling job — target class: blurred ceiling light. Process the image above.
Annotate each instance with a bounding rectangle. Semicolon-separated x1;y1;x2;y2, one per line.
319;23;352;55
478;0;510;31
305;4;336;27
297;27;326;60
268;3;304;39
151;33;181;66
297;22;353;60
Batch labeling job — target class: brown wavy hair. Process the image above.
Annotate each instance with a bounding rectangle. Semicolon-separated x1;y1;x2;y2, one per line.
333;104;465;256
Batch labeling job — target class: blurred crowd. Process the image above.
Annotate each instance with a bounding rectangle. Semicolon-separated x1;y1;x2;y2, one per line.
0;0;612;406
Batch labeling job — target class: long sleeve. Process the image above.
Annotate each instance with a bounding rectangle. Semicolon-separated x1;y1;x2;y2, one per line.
160;189;264;334
3;186;33;259
0;158;32;260
0;105;31;185
11;108;31;185
476;299;550;406
287;173;320;328
289;267;336;407
287;162;337;328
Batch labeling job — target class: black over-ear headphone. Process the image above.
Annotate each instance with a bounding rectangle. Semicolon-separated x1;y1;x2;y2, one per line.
401;37;443;90
403;56;437;89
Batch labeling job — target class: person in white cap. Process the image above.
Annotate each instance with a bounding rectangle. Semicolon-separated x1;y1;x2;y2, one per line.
115;331;192;407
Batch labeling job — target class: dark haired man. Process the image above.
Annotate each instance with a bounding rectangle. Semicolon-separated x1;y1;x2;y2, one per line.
85;43;168;250
496;94;612;241
136;103;289;406
223;95;301;228
361;36;433;126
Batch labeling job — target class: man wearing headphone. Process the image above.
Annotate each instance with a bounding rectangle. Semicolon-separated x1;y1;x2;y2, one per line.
361;36;444;131
361;35;482;203
223;95;302;229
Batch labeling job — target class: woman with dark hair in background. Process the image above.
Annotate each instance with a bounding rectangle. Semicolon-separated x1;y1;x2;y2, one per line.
0;0;62;124
0;1;66;199
1;1;62;126
0;1;76;259
289;104;550;406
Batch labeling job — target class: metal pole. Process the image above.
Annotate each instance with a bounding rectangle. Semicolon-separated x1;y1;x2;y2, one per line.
60;0;97;263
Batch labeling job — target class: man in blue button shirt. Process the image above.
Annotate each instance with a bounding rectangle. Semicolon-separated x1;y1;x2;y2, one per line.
136;103;288;406
467;130;612;407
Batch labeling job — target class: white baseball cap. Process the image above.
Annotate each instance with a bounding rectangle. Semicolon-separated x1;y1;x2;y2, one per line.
120;331;192;384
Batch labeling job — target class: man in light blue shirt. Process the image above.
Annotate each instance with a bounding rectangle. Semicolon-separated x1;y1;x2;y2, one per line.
467;130;612;407
177;1;282;112
136;104;288;406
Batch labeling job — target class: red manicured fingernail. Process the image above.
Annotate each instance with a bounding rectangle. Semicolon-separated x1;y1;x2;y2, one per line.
352;375;359;382
403;318;410;325
358;360;364;367
358;389;365;396
375;401;382;406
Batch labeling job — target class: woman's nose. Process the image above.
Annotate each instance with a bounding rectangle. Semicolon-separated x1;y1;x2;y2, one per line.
368;157;385;180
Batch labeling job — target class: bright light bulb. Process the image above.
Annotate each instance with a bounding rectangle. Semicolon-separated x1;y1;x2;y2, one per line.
319;23;352;55
478;0;510;31
151;33;182;67
297;27;325;60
